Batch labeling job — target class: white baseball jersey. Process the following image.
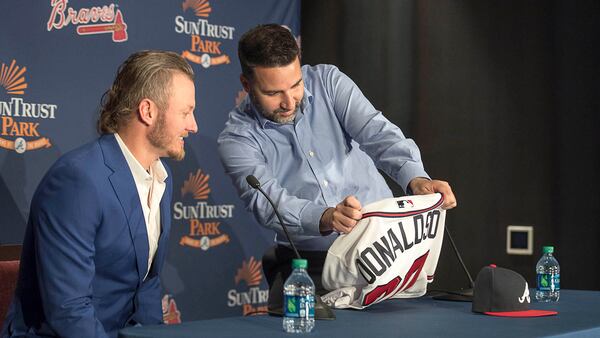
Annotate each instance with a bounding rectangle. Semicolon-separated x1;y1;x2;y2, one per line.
321;194;446;309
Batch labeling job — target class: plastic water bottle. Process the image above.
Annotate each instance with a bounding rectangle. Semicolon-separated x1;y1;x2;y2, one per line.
282;259;315;333
535;246;560;302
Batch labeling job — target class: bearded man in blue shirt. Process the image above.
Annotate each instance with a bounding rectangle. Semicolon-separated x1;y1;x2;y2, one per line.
218;24;457;312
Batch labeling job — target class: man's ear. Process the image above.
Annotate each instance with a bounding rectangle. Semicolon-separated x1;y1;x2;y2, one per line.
138;99;154;126
240;74;251;93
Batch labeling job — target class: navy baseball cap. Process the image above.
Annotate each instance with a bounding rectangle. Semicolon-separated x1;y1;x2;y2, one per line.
472;265;557;317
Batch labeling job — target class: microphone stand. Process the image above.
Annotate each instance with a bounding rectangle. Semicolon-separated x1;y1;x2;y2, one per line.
432;226;474;302
246;175;335;320
252;184;301;261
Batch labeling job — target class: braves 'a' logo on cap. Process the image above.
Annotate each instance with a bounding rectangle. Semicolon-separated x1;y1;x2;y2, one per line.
472;265;557;317
518;283;530;304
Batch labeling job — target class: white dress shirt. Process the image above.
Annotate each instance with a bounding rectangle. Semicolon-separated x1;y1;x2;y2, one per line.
114;133;167;279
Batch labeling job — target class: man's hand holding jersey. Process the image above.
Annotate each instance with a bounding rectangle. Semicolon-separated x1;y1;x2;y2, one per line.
409;177;457;210
319;178;457;236
319;195;362;234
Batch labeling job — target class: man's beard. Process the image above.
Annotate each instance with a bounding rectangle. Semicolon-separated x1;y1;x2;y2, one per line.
148;112;186;161
249;91;302;124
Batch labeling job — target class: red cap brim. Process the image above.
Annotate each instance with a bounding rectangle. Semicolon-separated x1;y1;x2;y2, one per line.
484;310;558;317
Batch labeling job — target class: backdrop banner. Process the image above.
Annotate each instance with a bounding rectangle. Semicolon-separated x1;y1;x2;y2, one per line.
0;0;300;321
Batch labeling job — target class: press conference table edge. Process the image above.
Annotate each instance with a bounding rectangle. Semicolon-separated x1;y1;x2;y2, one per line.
119;289;600;338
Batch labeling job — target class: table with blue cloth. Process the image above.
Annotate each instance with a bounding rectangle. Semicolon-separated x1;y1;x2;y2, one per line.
119;290;600;338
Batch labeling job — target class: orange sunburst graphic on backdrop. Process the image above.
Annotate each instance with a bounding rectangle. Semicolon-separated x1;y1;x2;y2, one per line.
235;257;263;287
181;169;211;200
0;60;27;95
182;0;212;17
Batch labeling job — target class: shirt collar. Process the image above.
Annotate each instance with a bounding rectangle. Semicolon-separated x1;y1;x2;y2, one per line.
242;86;314;129
114;133;168;183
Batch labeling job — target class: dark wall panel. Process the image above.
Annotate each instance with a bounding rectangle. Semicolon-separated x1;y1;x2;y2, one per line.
302;0;600;291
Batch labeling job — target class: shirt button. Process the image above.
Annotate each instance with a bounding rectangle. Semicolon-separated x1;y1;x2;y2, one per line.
309;151;314;157
323;180;329;187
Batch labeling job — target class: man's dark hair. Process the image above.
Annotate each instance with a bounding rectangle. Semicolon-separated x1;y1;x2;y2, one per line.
238;24;300;79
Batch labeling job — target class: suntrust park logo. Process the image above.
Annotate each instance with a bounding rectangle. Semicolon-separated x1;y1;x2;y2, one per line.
227;257;269;316
175;0;235;68
174;169;234;250
0;60;57;153
47;0;128;43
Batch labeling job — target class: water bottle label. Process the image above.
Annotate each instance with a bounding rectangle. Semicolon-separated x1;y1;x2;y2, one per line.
537;273;560;291
283;294;315;318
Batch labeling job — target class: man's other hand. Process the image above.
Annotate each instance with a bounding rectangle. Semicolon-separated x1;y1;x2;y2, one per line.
409;177;457;210
319;195;362;234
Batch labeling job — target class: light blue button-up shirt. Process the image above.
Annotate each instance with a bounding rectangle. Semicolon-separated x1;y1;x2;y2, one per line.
218;64;429;250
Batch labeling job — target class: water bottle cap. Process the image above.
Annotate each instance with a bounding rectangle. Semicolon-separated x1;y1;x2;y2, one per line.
542;246;554;254
292;258;308;269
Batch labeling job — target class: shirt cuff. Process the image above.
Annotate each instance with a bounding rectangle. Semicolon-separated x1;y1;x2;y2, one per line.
299;202;329;237
397;162;430;194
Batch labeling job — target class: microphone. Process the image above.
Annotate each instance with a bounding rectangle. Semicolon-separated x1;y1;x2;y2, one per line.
445;226;475;289
432;225;474;302
246;175;335;320
246;175;301;260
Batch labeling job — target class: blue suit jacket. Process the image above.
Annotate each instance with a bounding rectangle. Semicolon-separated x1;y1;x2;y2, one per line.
1;134;172;338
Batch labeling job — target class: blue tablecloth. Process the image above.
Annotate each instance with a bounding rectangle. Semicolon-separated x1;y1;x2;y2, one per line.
119;290;600;338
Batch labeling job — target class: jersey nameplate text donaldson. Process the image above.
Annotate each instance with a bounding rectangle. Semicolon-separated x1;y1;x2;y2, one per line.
322;193;446;309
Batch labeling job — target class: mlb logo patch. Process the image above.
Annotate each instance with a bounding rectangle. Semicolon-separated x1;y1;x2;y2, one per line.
397;200;414;208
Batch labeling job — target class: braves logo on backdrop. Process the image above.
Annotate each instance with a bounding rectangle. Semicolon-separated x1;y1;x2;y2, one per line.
226;257;269;316
47;0;129;42
174;0;235;68
161;294;182;324
0;60;57;153
173;169;235;251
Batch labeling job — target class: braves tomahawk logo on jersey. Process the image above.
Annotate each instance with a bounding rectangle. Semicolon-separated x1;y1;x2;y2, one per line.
321;193;446;309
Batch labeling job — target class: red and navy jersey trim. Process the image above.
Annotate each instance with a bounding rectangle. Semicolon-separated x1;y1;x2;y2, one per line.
361;195;444;219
